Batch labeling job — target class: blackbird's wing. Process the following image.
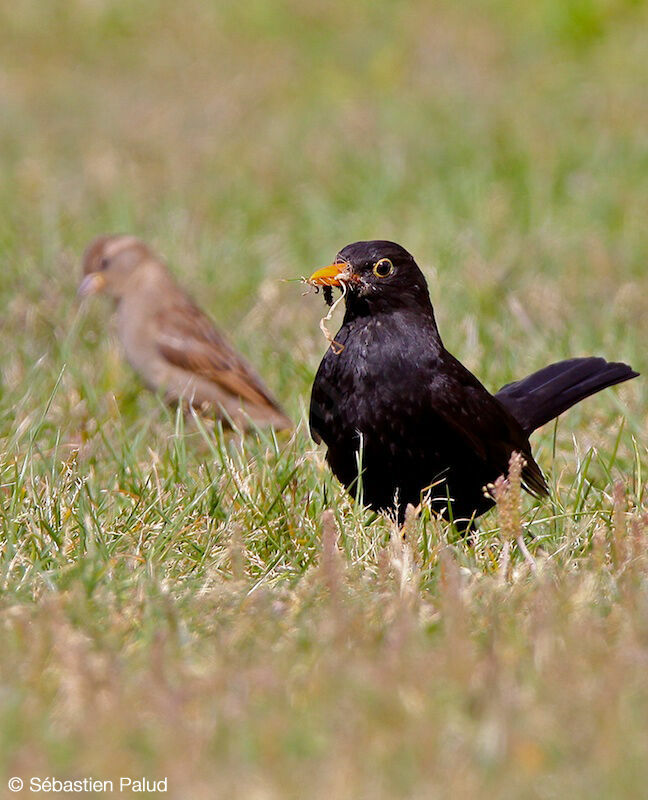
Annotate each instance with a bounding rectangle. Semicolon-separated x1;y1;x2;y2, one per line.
155;295;284;411
311;342;547;498
427;355;549;498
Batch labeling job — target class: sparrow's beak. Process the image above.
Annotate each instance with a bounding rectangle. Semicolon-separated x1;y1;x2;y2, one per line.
308;263;351;287
78;272;106;298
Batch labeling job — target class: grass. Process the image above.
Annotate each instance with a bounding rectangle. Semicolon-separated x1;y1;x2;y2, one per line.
0;0;647;797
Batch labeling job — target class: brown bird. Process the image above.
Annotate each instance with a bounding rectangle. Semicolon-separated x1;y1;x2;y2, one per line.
79;235;291;430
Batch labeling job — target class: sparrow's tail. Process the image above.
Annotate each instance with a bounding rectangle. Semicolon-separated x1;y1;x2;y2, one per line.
495;357;639;436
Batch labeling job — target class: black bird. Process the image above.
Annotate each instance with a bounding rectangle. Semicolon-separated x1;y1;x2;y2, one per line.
308;240;638;527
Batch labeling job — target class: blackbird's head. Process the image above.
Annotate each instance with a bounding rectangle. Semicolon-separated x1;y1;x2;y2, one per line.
309;240;432;315
78;235;156;299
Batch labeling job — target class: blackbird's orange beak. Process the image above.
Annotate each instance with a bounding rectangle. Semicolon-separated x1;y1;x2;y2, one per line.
308;263;351;287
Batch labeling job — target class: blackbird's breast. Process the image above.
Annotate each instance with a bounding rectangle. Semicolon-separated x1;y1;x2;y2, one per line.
309;311;451;512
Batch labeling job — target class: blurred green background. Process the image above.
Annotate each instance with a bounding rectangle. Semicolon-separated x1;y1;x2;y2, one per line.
1;0;646;406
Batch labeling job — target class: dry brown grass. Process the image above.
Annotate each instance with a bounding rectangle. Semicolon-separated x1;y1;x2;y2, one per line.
3;498;648;798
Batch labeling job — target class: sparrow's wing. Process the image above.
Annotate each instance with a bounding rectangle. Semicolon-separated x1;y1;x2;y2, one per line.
154;295;284;411
429;356;548;497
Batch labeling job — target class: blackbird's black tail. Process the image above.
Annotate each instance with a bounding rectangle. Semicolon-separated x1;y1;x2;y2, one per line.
495;357;639;436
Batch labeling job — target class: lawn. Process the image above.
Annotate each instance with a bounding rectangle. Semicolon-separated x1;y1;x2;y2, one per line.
0;0;646;797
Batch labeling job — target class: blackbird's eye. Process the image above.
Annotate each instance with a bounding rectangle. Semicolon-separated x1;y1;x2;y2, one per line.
100;257;110;271
373;258;394;278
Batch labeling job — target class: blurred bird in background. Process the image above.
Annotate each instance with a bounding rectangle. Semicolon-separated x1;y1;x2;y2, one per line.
79;235;291;430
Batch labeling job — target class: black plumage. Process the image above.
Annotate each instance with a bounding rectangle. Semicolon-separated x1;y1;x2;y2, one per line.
308;240;639;526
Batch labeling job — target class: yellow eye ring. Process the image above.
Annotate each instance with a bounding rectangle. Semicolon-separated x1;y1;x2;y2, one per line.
373;258;394;278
